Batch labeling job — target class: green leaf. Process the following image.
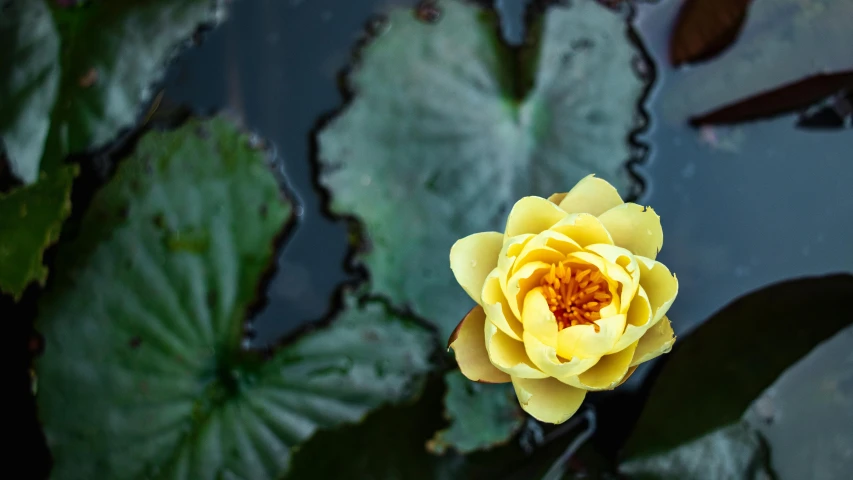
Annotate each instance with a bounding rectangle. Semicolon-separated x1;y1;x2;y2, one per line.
0;164;77;299
743;325;853;479
619;422;773;480
318;0;643;339
622;274;853;459
0;0;225;183
661;0;853;123
34;117;435;480
288;374;461;480
0;0;60;184
427;371;524;454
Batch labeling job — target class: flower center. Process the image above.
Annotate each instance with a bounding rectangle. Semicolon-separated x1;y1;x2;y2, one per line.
540;261;612;332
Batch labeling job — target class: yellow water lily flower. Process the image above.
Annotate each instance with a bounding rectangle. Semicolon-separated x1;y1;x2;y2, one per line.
448;175;678;424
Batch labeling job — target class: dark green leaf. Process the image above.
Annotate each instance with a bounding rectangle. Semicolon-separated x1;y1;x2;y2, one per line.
623;274;853;459
620;422;773;480
0;164;77;299
0;0;60;184
35;117;435;480
427;371;524;454
0;0;225;182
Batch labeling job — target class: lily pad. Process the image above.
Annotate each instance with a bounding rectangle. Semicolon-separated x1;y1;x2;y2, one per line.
318;0;643;454
319;0;643;338
622;274;853;459
662;0;853;123
34;117;434;479
427;371;524;454
0;0;226;184
0;0;60;184
0;164;77;299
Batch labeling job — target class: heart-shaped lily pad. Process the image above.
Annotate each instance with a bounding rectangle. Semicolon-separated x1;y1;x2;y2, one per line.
34;117;434;479
318;0;644;339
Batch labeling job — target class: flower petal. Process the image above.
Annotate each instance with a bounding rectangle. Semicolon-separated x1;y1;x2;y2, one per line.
569;341;638;391
631;316;676;367
597;203;663;259
548;192;568;205
557;314;626;360
497;234;535;297
505;261;552;321
636;256;678;323
557;174;625;216
607;286;653;354
550;213;614;247
448;306;511;383
523;331;597;381
513;231;581;277
485;321;548;379
521;287;559;346
504;196;568;238
450;232;504;305
582;244;641;314
511;376;587;424
482;270;524;340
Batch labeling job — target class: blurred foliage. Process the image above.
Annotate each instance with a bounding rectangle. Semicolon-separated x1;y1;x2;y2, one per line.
623;275;853;460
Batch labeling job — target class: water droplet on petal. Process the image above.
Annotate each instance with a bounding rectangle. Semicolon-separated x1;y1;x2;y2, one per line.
470;260;477;268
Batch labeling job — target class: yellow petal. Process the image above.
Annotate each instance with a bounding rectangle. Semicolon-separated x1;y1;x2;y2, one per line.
569;341;638;391
597;203;663;259
485;321;548;379
512;230;581;276
608;286;653;354
568;251;634;314
504;196;568;238
482;270;524;340
505;261;552;321
511;376;587;424
583;244;641;314
450;232;504;305
636;256;678;323
550;213;614;247
497;234;535;298
557;174;625;216
631;316;676;366
548;192;568;205
448;306;511;383
557;314;626;360
523;331;597;381
521;287;559;346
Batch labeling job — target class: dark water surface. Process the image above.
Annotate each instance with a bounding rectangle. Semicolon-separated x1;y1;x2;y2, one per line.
163;0;853;349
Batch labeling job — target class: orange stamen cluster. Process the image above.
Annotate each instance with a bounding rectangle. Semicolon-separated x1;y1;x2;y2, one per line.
540;261;612;332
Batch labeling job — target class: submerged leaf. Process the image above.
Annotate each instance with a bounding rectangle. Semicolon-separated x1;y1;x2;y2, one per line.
0;164;77;299
669;0;753;66
35;117;434;479
690;70;853;126
622;274;853;459
662;0;853;125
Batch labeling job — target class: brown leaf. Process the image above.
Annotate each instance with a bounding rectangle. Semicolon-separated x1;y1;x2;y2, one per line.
669;0;754;66
690;70;853;127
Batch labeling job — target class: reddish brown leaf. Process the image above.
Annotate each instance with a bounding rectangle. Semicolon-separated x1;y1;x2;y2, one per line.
690;70;853;127
669;0;754;66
